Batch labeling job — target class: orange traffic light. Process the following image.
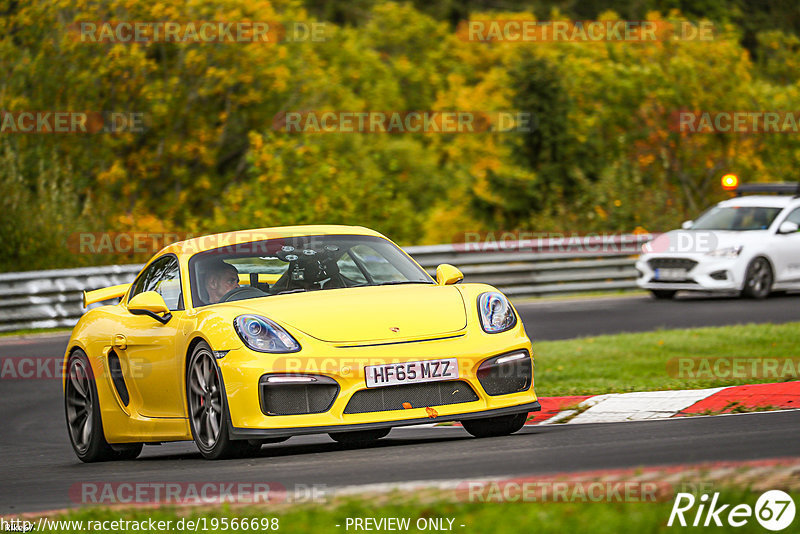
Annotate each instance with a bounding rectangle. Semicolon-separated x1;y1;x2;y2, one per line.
721;174;739;190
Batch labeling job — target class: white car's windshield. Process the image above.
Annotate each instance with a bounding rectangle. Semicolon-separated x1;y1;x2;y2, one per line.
691;206;782;231
188;234;433;306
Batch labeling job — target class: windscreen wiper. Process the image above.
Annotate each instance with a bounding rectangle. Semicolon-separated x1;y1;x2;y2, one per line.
271;289;306;295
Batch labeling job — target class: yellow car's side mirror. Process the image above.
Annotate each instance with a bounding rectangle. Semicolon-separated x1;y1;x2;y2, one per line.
128;291;172;324
435;264;464;286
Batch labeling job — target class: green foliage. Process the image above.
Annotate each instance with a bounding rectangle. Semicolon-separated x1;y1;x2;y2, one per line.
0;139;91;271
2;1;800;270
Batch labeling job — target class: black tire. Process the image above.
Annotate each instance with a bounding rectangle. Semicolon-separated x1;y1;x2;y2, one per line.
742;257;773;299
187;341;254;459
461;413;527;438
329;428;390;445
65;350;141;462
650;290;677;300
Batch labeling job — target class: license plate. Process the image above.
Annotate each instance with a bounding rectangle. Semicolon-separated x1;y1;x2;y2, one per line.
365;358;458;388
655;268;687;281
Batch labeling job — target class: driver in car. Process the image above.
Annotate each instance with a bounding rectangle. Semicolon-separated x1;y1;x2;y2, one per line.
204;261;239;304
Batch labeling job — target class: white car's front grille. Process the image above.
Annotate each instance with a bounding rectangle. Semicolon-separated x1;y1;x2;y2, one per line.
647;258;698;271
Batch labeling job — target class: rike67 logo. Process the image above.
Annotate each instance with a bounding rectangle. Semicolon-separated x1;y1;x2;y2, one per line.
668;490;796;531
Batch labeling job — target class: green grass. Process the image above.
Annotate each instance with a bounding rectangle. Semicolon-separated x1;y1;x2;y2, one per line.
36;488;795;534
533;322;800;397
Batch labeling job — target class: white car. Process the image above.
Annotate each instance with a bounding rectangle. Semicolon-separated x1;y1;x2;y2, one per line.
636;183;800;299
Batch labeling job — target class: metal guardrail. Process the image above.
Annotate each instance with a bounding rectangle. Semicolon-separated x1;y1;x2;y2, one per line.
0;265;144;332
0;234;650;332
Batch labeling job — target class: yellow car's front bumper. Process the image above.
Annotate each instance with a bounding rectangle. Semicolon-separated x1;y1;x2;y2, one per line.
218;331;539;439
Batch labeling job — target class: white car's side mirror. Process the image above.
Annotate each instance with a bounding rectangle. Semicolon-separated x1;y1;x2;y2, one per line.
777;221;799;234
681;220;693;230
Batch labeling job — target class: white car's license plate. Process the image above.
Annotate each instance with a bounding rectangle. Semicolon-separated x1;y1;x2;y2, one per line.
655;268;687;281
365;358;458;388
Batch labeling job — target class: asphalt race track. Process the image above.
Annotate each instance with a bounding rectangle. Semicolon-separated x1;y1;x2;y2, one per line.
518;292;800;341
1;294;799;513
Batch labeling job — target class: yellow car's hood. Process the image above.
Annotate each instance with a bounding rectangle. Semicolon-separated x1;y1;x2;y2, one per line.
226;284;467;343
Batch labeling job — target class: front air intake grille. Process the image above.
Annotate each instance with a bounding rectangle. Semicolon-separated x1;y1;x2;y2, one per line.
259;375;339;416
477;355;532;396
647;278;700;285
710;270;729;280
647;258;698;271
344;381;478;414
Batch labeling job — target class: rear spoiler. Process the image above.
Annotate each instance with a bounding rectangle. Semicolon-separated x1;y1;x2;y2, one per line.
82;283;130;308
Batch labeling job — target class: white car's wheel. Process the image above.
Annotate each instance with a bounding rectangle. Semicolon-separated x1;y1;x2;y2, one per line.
742;257;773;299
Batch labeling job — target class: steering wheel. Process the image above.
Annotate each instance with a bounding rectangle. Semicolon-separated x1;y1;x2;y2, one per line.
219;286;267;303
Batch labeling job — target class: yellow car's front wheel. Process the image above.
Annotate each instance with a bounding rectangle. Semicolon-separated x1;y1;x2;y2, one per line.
187;341;261;460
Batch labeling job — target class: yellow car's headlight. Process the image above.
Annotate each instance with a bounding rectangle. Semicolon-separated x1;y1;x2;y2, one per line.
477;292;517;333
234;314;301;353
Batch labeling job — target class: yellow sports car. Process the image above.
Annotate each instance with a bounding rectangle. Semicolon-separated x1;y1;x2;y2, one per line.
63;225;539;461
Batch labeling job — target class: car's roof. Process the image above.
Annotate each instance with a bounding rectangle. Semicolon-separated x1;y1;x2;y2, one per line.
164;225;386;256
717;195;797;208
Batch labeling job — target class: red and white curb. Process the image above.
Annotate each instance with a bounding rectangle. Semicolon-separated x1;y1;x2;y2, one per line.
528;381;800;425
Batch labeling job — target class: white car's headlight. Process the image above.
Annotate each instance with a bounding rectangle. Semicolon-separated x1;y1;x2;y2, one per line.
478;292;517;333
706;246;743;258
234;315;300;353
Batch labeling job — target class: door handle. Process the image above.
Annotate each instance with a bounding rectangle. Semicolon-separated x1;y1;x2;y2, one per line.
113;334;127;350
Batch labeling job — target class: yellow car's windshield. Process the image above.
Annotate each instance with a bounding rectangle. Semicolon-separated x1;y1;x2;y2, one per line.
188;234;433;306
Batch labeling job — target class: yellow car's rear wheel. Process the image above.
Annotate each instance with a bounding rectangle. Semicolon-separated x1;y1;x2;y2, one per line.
65;350;142;462
187;341;260;459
